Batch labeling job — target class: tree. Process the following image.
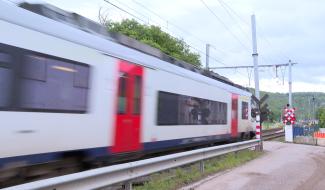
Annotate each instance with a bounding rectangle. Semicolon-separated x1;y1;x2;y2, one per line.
267;110;280;122
316;107;325;128
101;18;201;67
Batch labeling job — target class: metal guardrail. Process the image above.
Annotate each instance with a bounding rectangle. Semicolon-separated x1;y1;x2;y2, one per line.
3;139;260;190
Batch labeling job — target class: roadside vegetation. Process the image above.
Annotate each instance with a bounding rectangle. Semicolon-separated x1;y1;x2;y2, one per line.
316;107;325;128
133;149;263;190
258;91;325;122
262;122;283;130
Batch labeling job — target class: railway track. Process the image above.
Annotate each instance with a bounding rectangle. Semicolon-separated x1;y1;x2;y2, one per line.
262;128;284;140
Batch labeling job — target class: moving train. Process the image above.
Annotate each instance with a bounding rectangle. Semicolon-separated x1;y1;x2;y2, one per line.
0;1;255;185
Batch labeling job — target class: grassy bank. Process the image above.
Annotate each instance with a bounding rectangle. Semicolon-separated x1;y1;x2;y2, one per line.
134;149;263;190
262;122;284;130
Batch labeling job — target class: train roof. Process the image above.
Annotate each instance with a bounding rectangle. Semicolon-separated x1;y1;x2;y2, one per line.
0;1;250;96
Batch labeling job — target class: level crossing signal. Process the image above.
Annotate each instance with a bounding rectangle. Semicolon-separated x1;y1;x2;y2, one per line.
283;107;296;125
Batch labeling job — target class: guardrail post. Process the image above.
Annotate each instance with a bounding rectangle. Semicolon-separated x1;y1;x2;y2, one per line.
124;181;132;190
255;144;261;152
199;160;205;173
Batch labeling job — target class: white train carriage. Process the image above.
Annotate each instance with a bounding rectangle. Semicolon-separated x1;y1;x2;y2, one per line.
0;1;254;174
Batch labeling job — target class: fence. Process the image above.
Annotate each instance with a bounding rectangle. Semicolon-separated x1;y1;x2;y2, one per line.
293;125;319;137
292;124;325;145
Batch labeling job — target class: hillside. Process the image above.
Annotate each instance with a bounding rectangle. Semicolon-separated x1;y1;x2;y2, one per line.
254;90;325;121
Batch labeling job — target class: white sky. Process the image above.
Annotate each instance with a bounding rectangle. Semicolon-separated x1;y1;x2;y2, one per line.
11;0;325;93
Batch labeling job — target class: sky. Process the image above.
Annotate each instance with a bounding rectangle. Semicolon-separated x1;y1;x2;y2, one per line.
10;0;325;93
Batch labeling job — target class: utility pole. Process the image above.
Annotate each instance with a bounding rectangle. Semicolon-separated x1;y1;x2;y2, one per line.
288;60;292;107
251;15;260;100
251;14;263;151
206;44;210;70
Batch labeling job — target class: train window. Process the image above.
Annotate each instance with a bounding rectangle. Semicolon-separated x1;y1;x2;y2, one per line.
0;43;90;113
221;103;225;123
157;91;179;125
133;76;142;114
0;51;13;108
74;64;90;89
242;101;249;120
0;52;11;69
157;91;227;125
17;55;90;113
21;55;47;81
118;72;128;114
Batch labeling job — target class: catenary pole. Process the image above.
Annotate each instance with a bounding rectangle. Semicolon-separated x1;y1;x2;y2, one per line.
206;44;210;70
285;60;294;142
288;59;292;107
251;14;262;150
251;15;259;99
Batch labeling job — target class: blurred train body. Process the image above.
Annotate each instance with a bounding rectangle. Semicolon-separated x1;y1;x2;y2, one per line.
0;1;255;184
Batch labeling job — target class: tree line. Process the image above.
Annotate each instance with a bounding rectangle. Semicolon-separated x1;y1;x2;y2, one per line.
100;17;201;67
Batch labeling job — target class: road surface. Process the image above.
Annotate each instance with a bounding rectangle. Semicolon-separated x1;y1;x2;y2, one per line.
182;141;325;190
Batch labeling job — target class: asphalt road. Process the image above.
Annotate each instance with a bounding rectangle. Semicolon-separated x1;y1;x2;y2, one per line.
182;141;325;190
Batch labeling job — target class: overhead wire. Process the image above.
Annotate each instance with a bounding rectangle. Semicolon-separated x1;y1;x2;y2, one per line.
103;1;200;52
103;0;147;24
130;0;250;77
198;0;254;80
199;0;251;51
131;0;230;56
216;0;277;78
103;0;230;67
113;0;151;24
216;0;251;42
125;0;254;75
113;0;205;50
103;0;250;81
257;25;291;61
218;0;290;63
213;0;293;85
105;0;294;88
218;0;250;25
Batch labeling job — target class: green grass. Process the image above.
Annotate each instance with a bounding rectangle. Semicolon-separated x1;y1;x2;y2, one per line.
134;149;263;190
262;122;284;130
272;136;285;142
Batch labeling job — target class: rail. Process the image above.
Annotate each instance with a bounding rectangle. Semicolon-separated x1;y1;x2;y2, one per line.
4;139;261;190
262;128;284;140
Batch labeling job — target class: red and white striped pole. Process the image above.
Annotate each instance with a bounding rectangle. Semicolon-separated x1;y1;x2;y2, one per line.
255;111;263;151
256;114;261;139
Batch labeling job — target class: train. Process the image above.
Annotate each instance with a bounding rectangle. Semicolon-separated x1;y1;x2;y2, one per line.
0;1;255;186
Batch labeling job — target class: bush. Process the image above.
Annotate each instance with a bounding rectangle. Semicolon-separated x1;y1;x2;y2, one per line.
316;107;325;128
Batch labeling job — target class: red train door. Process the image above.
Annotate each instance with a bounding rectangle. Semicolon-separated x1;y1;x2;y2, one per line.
112;60;143;153
231;94;238;137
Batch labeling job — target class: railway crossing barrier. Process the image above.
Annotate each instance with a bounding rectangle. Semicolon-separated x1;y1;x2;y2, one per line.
3;139;260;190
